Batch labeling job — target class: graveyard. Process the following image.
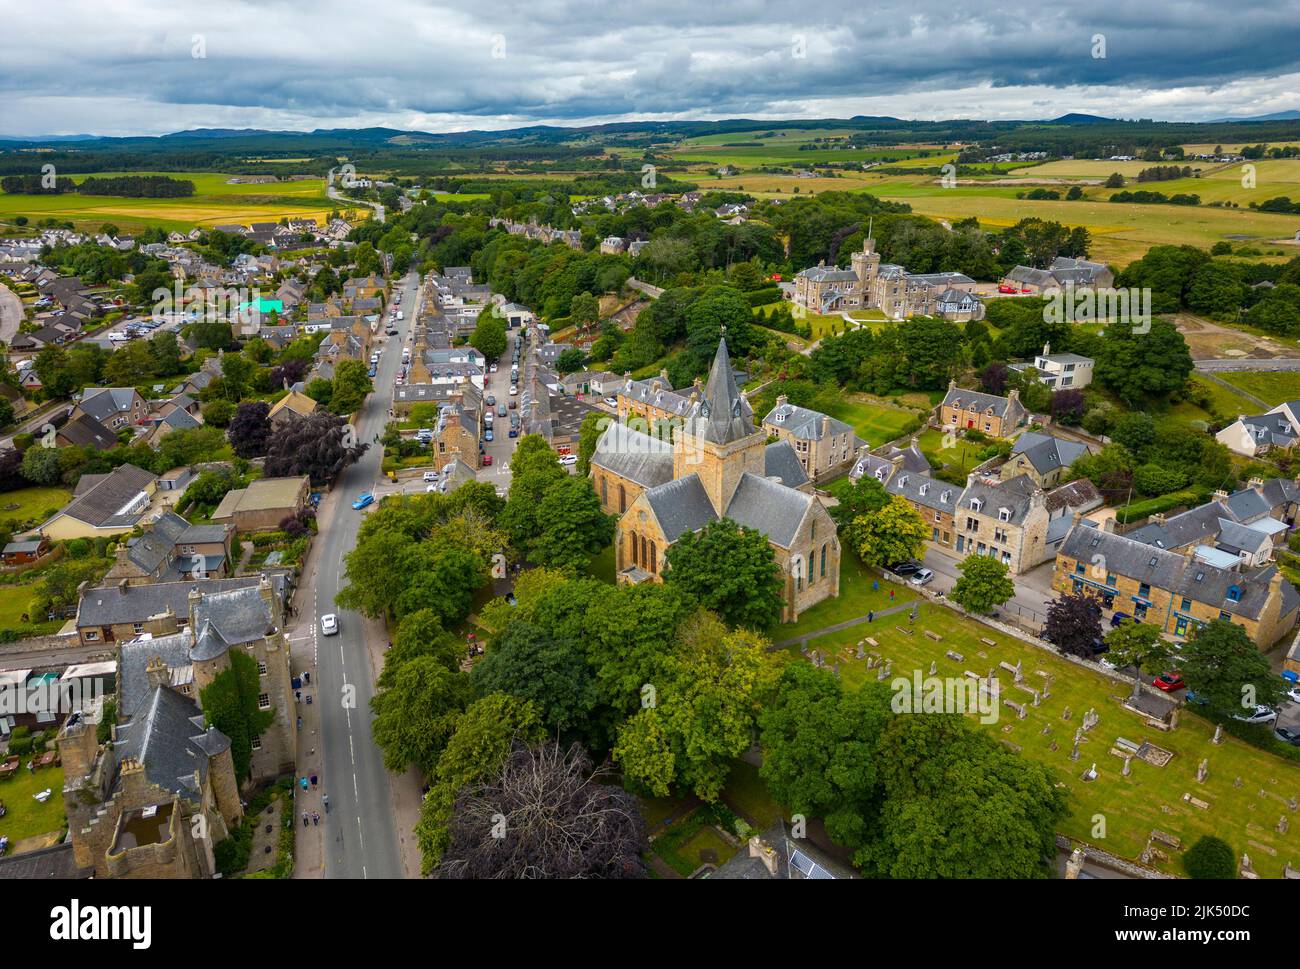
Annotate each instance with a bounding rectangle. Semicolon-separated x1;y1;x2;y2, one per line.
789;601;1300;878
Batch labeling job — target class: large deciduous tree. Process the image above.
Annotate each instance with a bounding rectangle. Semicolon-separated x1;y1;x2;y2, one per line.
227;401;272;458
370;657;472;776
1179;618;1285;717
263;410;367;485
950;554;1015;615
845;494;928;568
663;517;784;631
1043;592;1103;659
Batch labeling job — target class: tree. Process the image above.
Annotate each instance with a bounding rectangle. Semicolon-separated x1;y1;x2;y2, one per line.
845;495;928;568
950;555;1015;614
501;435;567;549
370;657;472;775
263;411;367;485
1043;592;1103;659
827;475;889;530
554;347;586;375
20;445;61;485
1093;318;1194;407
219;352;255;402
379;609;465;688
759;663;891;854
865;713;1066;877
469;312;507;361
436;741;645;879
569;291;600;331
414;693;545;874
614;614;781;800
1183;835;1236;879
529;476;615;571
575;410;607;477
472;620;603;747
201;399;235;427
198;650;274;783
329;358;372;415
1179;619;1285;717
1104;620;1172;700
663;518;783;631
0;398;12;430
227;401;271;458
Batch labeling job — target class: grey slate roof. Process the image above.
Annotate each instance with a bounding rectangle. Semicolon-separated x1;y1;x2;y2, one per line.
642;475;717;543
77;574;289;631
118;630;194;719
961;474;1039;526
76;387;138;424
591;423;674;490
885;469;959;514
1010;431;1088;475
725;473;812;548
191;585;276;648
692;338;754;446
114;684;231;804
59;412;118;450
942;386;1014;418
51;463;156;529
764;441;809;489
0;842;91;880
762;401;853;441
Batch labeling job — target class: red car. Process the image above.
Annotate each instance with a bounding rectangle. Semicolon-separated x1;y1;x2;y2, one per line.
1153;671;1186;692
482;454;493;466
997;284;1017;294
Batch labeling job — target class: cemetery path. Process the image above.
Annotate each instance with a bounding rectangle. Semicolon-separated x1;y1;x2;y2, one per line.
773;601;917;650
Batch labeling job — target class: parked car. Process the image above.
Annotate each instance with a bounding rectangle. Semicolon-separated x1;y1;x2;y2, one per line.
509;399;517;409
509;385;518;396
423;471;439;482
888;560;922;577
558;454;578;466
1110;611;1132;628
1287;685;1300;705
604;396;619;407
484;429;494;442
1153;672;1185;692
321;614;339;636
352;492;374;510
909;568;934;587
483;453;493;466
490;363;498;373
486;394;496;406
1233;705;1278;725
497;404;507;417
508;426;517;438
997;284;1017;294
1275;726;1300;746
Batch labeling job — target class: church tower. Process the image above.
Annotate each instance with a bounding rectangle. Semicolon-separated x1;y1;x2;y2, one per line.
674;336;766;514
851;222;880;292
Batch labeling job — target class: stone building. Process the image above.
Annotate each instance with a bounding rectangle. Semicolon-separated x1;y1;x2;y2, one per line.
938;381;1029;438
954;474;1051;574
596;338;839;623
760;396;860;483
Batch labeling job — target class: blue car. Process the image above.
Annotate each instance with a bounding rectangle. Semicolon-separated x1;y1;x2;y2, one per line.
484;429;494;442
351;493;374;510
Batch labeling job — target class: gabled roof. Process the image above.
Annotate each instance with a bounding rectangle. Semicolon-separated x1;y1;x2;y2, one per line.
764;441;809;489
76;387;139;423
1010;431;1089;475
725;473;812;549
48;463;156;530
693;337;754;446
58;412;118;450
114;684;231;804
762;401;853;441
642;475;717;543
591;422;674;490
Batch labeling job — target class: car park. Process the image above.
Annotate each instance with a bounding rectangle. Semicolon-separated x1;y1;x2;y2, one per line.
909;568;934;586
352;492;374;510
321;614;339;636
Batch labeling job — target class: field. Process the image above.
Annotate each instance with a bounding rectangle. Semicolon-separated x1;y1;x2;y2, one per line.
827;395;922;448
1217;370;1300;407
0;171;338;232
791;599;1300;877
0;485;72;530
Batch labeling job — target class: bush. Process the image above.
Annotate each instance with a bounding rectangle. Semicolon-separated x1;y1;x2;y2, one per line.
1182;835;1236;879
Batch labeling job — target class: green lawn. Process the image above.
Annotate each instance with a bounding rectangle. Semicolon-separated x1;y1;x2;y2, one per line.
781;554;916;642
0;486;71;529
0;765;66;845
1189;375;1263;421
0;582;60;635
917;427;982;473
722;760;784;829
1217;371;1300;409
827;397;922;448
791;601;1300;878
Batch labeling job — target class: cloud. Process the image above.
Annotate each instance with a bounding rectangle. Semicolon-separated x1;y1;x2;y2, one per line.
1;0;1298;135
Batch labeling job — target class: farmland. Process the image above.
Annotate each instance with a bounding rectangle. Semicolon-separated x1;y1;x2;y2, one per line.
0;171;338;232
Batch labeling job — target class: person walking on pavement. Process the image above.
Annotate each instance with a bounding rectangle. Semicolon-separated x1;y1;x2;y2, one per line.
323;795;330;813
302;811;309;828
310;774;318;789
312;812;320;826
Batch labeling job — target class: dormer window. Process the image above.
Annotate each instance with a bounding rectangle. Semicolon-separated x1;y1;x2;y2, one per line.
970;498;982;511
919;483;929;496
899;475;908;487
998;508;1011;522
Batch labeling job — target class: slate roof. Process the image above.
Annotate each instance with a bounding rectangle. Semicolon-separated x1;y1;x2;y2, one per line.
191;584;277;648
58;412;118;450
591;423;674;490
114;684;231;804
961;474;1040;525
762;401;853;441
76;387;138;424
1010;431;1088;475
1128;500;1233;550
885;469;960;514
725;473;812;548
77;574;289;632
693;338;754;446
642;475;717;543
48;463;156;529
117;630;195;719
764;440;809;489
941;386;1016;418
0;842;91;880
1045;478;1102;513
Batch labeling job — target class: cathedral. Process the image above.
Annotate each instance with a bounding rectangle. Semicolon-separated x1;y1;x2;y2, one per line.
591;337;841;622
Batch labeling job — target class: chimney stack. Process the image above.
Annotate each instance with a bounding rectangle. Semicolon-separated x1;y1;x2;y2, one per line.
748;837;780;877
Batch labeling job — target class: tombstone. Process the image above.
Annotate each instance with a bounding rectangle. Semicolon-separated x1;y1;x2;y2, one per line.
1070;739;1080;761
882;660;893;678
1122;756;1132;777
1213;724;1224;745
1062;706;1072;721
1197;758;1208;784
1290;798;1298;811
1049;741;1058;752
856;643;866;660
800;643;809;655
1083;762;1098;781
928;660;937;676
1234;776;1243;789
1040;725;1051;736
1014;659;1023;683
1074;727;1084;745
1241;853;1254;875
1280;816;1290;835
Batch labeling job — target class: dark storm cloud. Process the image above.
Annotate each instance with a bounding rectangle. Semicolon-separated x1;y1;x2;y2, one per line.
1;0;1298;135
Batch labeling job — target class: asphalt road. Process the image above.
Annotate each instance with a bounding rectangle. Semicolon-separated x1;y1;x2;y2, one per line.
312;270;418;879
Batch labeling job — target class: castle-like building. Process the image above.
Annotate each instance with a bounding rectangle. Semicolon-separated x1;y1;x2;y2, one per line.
793;237;983;321
57;575;296;878
592;338;841;622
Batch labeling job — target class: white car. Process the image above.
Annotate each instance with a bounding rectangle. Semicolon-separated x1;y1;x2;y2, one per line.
909;568;935;587
490;364;498;373
558;455;578;466
1288;686;1300;705
604;397;619;407
1233;705;1277;725
509;384;518;396
423;470;439;482
320;614;339;636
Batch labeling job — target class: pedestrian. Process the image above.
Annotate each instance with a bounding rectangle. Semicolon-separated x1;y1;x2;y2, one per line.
297;716;302;729
312;812;320;826
304;671;311;685
889;589;895;601
868;610;874;623
301;776;308;792
323;795;330;813
302;811;309;828
295;690;302;702
310;774;318;789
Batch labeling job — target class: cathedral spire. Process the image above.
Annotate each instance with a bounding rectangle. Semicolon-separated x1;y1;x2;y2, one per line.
698;335;752;444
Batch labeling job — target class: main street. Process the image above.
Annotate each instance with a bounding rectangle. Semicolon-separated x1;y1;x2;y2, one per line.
301;269;420;878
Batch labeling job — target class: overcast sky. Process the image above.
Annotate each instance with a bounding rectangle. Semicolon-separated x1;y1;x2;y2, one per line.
3;0;1299;137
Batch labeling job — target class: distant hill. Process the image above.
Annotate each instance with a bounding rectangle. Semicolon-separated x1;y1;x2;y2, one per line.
1046;113;1115;125
1208;109;1300;122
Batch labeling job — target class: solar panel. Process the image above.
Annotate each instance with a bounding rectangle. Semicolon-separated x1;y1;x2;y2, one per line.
790;849;835;879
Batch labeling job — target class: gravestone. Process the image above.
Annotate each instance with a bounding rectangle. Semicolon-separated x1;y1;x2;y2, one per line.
1197;759;1208;784
1213;724;1223;745
1280;816;1290;835
1122;756;1131;777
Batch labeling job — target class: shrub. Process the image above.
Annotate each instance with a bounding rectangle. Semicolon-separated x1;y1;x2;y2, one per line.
1182;835;1236;879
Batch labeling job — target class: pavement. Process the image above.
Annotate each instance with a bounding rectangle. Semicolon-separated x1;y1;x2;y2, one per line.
289;270;423;879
